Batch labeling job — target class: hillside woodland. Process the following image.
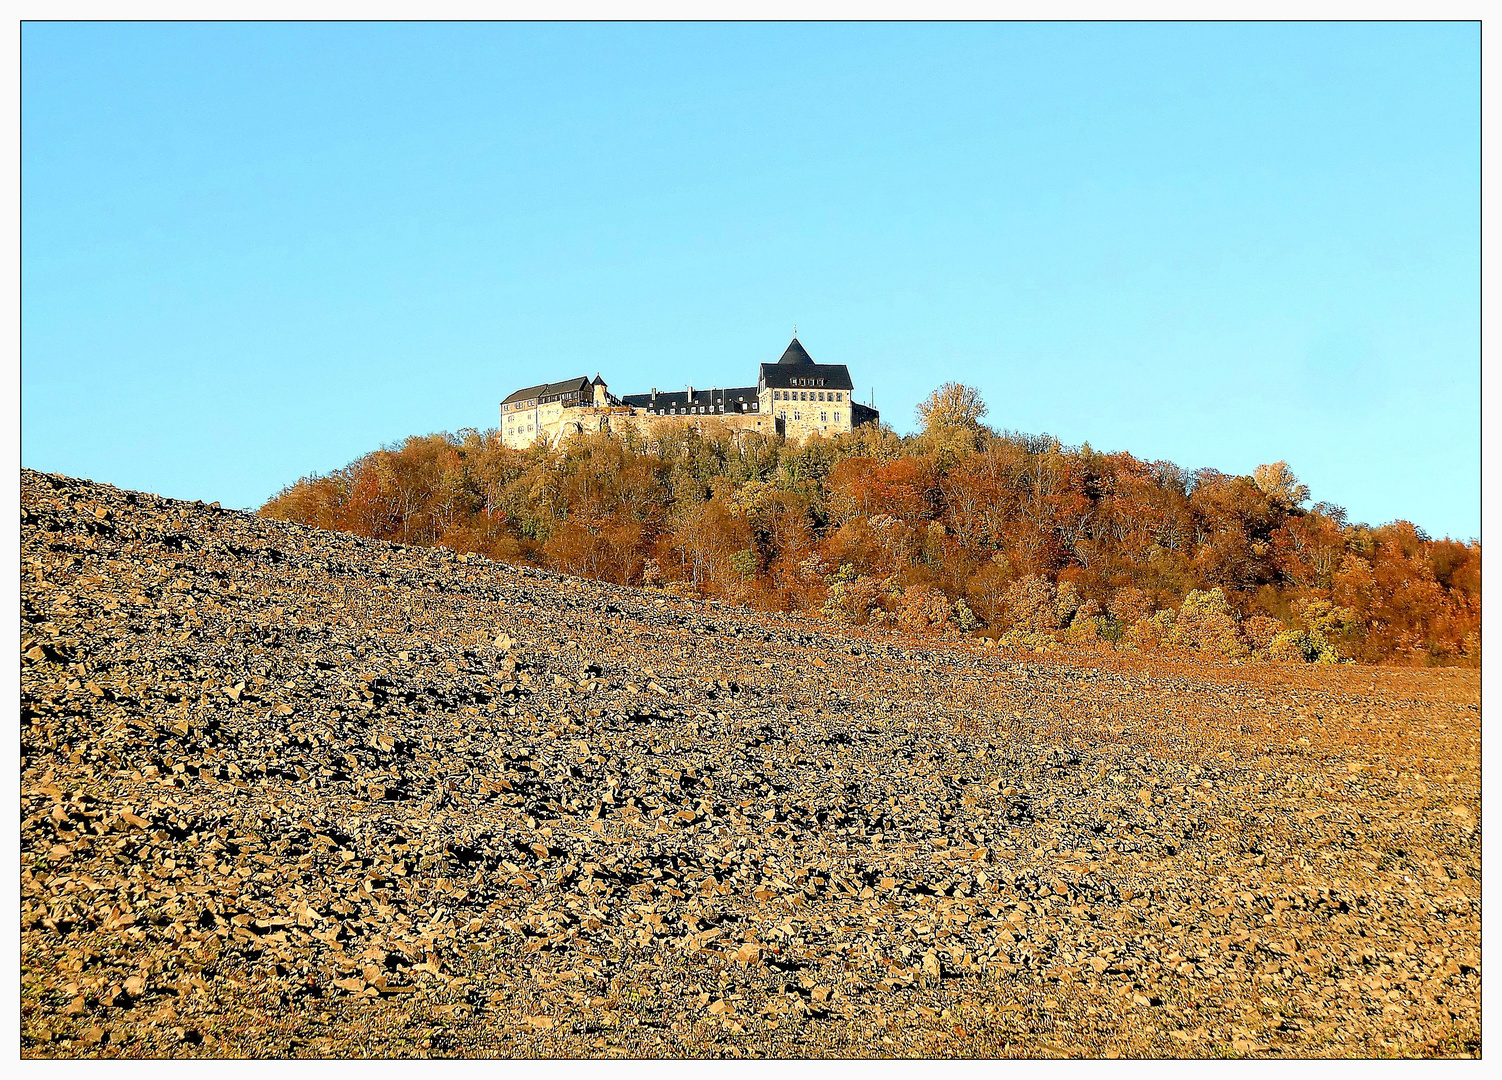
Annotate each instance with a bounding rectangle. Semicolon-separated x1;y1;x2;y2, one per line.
261;385;1479;667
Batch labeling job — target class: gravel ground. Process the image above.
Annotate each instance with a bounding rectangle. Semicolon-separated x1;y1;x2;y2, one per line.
20;469;1480;1058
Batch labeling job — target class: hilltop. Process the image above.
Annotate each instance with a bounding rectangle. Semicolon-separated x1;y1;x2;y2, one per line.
22;469;1480;1058
261;413;1481;668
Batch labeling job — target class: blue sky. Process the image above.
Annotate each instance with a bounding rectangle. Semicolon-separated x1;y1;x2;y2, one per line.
22;22;1479;538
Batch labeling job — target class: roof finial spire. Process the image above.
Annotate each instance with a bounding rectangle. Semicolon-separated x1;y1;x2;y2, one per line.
792;323;798;339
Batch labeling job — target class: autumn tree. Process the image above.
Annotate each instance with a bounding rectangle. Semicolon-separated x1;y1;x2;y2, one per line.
1253;461;1310;509
916;382;988;432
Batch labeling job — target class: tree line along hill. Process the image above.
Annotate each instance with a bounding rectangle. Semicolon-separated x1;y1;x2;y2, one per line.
260;383;1479;667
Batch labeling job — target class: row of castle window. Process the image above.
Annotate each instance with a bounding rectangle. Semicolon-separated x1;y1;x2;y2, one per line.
650;402;758;415
779;411;841;423
774;390;843;402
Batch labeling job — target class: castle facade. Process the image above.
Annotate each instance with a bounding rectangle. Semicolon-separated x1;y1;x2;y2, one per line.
499;338;880;450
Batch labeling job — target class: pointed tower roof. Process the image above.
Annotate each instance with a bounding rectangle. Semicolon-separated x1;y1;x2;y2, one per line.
777;338;815;366
758;336;853;392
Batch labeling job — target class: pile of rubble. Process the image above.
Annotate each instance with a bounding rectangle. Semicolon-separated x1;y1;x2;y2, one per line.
20;469;1480;1057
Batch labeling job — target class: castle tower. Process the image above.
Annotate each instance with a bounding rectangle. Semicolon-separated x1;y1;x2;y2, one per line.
757;338;858;440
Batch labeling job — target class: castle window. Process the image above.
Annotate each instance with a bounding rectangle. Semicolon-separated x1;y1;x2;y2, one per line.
835;411;841;422
821;412;828;422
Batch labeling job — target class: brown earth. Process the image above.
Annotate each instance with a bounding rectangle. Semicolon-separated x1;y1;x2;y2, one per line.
20;469;1481;1059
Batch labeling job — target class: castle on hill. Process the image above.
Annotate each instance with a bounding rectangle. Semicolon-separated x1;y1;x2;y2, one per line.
499;338;880;450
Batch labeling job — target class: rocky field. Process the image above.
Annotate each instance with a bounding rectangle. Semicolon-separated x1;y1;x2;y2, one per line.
20;469;1481;1058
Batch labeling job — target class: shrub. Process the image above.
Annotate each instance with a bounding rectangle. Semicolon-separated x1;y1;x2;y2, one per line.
1064;617;1102;645
1297;599;1359;652
1123;609;1176;651
1108;587;1155;625
823;567;889;625
953;597;981;632
729;548;759;581
896;585;955;633
1004;575;1060;633
1055;581;1082;627
1267;629;1336;664
1267;599;1359;663
1001;628;1060;651
1169;588;1247;659
1242;615;1284;652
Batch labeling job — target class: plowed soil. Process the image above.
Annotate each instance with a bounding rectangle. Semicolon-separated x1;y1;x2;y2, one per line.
20;469;1481;1058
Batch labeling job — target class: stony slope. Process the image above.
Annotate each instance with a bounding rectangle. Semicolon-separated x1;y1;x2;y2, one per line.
20;469;1481;1058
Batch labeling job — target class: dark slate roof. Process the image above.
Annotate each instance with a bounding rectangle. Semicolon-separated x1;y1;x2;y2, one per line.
851;401;881;426
758;337;855;390
620;386;761;411
501;377;591;406
777;338;815;366
759;363;854;391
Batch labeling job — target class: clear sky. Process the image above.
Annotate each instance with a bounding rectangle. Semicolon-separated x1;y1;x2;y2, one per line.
22;21;1479;538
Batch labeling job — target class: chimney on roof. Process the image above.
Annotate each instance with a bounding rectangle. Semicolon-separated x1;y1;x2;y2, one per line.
687;385;694;400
